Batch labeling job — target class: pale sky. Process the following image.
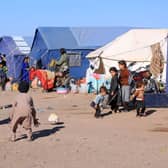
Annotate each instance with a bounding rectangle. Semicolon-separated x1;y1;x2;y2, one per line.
0;0;167;36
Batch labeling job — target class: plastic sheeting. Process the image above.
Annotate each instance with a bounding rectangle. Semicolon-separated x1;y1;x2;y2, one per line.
145;93;168;107
30;27;131;79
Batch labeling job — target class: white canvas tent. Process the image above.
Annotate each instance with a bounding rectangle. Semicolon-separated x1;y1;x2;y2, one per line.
86;29;168;82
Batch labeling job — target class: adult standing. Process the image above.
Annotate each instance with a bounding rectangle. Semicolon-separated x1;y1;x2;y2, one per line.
118;60;130;111
1;54;7;74
0;61;7;91
21;56;30;83
1;54;7;67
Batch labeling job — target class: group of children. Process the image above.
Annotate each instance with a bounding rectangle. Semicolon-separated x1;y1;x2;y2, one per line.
91;60;146;118
4;59;147;142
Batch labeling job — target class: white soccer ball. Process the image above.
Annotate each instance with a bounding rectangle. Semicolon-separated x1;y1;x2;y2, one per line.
48;113;59;124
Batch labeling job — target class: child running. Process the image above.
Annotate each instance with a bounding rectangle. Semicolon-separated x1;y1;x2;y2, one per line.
10;81;39;141
90;86;109;118
131;81;146;117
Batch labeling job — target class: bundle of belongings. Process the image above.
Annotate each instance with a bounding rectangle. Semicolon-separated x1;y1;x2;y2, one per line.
30;68;55;90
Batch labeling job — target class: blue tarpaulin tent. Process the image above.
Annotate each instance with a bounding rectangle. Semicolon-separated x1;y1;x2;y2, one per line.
30;27;131;78
0;36;30;82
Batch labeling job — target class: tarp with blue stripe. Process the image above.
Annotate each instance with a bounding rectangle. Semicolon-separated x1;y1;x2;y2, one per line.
30;27;131;78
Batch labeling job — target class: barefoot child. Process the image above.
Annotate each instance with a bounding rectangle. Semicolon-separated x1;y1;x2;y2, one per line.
10;81;39;141
131;81;146;117
90;86;109;118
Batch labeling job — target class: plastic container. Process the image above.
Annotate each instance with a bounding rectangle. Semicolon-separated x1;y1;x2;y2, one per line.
56;87;69;94
70;84;79;93
79;83;88;93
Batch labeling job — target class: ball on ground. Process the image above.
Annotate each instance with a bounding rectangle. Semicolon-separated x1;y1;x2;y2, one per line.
48;113;59;124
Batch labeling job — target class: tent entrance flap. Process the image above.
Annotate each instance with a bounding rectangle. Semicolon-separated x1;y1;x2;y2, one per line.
150;43;164;78
94;57;105;74
166;36;168;93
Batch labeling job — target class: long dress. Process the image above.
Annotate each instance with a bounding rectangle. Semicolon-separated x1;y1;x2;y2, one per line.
21;62;29;83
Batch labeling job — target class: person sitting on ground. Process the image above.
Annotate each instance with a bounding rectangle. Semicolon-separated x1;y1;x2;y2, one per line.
143;71;158;93
109;67;120;113
118;60;131;112
90;86;109;118
130;81;146;117
10;81;40;142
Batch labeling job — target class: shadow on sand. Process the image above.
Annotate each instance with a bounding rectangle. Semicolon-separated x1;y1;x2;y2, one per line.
145;110;156;116
14;123;65;142
32;125;65;141
0;118;10;125
150;127;168;132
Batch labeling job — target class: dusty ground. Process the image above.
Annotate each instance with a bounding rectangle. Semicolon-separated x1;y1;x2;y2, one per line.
0;90;168;168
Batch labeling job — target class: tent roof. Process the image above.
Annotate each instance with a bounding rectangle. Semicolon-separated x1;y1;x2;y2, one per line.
86;29;168;82
86;29;168;61
33;27;132;50
0;36;30;56
23;36;33;47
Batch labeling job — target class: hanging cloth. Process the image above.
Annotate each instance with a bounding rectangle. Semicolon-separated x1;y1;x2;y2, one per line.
150;43;164;78
94;57;105;74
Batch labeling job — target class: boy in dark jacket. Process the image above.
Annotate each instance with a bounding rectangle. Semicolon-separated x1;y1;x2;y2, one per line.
109;67;119;113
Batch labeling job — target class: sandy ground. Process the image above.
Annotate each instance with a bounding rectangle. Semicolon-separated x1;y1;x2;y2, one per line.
0;90;168;168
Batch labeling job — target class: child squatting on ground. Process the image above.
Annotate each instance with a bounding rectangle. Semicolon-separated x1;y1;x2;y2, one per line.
90;86;109;118
10;81;40;141
130;81;146;117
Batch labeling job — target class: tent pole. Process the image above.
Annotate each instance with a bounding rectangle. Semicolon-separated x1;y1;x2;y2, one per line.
166;35;168;93
96;80;99;95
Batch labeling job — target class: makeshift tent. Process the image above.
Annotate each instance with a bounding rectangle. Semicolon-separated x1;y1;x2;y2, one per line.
0;36;30;81
86;29;168;81
86;29;168;107
30;27;131;79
